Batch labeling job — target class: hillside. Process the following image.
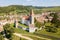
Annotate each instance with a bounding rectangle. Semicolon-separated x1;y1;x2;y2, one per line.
0;5;60;15
0;5;32;13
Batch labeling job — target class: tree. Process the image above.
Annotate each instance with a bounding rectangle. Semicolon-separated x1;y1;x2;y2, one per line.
45;22;57;33
35;18;43;28
51;13;60;28
0;33;4;40
3;24;15;39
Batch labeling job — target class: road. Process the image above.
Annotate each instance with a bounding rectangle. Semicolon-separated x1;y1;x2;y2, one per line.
14;33;33;40
14;33;52;40
22;34;52;40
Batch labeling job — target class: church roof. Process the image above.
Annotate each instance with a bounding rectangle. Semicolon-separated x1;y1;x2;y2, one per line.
22;16;29;20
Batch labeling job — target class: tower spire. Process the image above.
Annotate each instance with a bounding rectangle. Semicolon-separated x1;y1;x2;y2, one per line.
29;9;35;33
30;9;34;16
30;9;34;24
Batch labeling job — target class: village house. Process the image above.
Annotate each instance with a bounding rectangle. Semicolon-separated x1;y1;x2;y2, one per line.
0;15;17;32
35;12;53;23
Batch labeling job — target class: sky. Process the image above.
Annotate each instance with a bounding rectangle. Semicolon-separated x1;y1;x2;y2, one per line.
0;0;60;7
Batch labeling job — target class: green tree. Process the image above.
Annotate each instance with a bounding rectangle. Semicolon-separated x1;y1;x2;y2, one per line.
0;33;4;40
45;22;57;33
51;13;60;28
35;18;43;28
3;24;15;39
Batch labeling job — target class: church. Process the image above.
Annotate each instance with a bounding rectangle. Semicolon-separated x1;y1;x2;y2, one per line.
21;9;36;32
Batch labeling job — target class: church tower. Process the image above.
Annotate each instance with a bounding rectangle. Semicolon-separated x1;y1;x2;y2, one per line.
29;9;35;33
30;9;34;24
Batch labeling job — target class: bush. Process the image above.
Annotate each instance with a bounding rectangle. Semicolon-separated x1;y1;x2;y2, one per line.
45;26;57;33
0;33;4;40
45;22;57;33
3;24;15;39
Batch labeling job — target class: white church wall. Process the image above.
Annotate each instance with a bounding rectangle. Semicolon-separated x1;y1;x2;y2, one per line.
21;18;25;24
24;20;30;26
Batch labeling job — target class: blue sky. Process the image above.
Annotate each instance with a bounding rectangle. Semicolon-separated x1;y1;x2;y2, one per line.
0;0;60;6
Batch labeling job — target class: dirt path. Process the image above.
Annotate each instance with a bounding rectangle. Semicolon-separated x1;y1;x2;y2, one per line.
23;34;52;40
4;38;9;40
14;33;33;40
14;33;52;40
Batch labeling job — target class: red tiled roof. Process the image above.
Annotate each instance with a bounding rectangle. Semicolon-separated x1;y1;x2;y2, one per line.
22;16;29;20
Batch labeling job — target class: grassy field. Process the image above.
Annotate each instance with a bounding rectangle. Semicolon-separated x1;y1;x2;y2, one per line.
35;28;60;38
34;28;60;40
15;28;51;40
23;35;45;40
10;23;60;40
11;35;27;40
18;23;29;28
40;7;60;12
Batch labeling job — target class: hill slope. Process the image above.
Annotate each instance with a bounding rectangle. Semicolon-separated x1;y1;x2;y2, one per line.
0;5;60;14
